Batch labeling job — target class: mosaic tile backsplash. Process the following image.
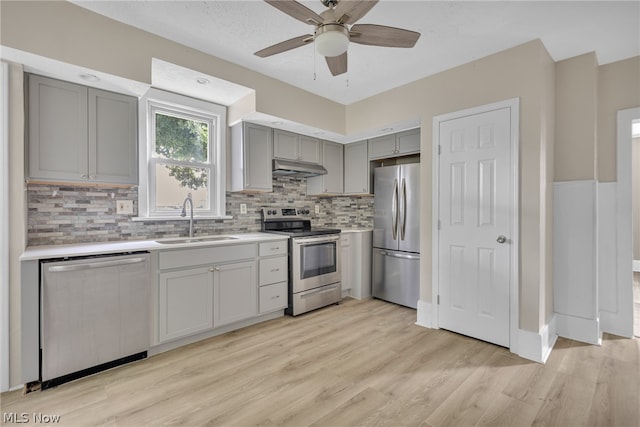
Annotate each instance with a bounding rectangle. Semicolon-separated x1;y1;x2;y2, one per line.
27;175;374;246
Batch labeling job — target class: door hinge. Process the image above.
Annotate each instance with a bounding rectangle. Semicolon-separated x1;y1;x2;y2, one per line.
437;220;441;230
438;145;441;155
437;295;440;305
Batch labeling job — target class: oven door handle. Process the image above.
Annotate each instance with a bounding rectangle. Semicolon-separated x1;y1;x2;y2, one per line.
292;234;341;245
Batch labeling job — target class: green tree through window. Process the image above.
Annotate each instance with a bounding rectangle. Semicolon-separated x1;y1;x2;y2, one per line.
155;113;209;190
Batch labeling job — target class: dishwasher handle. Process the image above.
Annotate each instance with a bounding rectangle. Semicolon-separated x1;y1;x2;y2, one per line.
47;257;147;273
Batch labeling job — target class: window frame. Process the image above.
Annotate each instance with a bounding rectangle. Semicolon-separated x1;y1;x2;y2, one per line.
138;88;227;219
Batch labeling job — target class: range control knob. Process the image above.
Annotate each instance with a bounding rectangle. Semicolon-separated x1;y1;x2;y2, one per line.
304;209;310;215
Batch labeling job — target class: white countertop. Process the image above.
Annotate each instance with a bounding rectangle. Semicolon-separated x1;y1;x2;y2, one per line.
20;233;289;261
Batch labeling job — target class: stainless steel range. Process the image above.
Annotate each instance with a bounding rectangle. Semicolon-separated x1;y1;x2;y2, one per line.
261;207;342;316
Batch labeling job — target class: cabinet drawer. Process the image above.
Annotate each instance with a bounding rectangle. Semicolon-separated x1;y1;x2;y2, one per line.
259;241;287;257
159;244;256;270
259;256;287;285
259;282;288;314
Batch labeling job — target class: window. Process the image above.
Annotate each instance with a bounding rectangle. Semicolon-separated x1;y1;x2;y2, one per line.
139;88;227;218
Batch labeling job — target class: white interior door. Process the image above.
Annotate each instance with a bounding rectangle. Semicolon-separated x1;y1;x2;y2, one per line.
437;106;513;347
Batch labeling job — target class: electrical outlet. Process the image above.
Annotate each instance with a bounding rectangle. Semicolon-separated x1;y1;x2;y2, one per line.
315;204;320;214
116;200;133;215
240;203;247;214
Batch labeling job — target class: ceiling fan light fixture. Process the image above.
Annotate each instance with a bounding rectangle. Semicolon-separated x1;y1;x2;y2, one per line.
315;24;349;57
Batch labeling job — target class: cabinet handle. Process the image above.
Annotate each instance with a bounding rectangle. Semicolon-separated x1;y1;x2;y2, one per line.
210;267;220;272
271;295;280;300
270;268;280;272
89;175;96;180
270;247;280;250
324;188;328;192
81;174;88;179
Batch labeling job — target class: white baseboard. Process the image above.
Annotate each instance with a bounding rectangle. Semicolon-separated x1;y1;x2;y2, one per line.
415;299;432;328
517;315;557;364
556;313;602;345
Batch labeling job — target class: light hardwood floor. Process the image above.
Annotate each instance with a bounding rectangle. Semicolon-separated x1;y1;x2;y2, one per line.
2;298;639;426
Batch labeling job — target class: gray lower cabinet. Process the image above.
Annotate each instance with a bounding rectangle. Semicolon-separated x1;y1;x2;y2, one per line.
155;240;287;345
258;241;288;314
230;122;273;192
368;128;420;160
158;267;214;343
343;140;370;194
27;74;137;185
213;260;257;327
308;140;344;195
273;129;321;164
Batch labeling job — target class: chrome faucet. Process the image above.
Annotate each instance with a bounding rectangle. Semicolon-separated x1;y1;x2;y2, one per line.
180;193;194;238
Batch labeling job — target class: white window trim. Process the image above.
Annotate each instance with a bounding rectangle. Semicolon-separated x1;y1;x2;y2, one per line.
138;88;227;220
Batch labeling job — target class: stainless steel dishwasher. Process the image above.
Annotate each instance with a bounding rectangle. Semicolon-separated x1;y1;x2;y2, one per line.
40;252;150;389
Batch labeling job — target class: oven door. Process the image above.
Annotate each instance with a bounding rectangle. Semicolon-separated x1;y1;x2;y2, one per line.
291;234;341;293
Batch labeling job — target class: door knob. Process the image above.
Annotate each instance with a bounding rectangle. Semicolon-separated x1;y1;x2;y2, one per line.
497;235;507;244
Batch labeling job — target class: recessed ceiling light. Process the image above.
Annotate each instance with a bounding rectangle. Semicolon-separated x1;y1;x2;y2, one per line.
79;73;100;82
381;127;394;132
271;121;284;126
196;77;210;85
314;131;325;136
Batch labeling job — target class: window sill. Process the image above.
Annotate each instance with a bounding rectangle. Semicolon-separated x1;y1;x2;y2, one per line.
131;215;234;222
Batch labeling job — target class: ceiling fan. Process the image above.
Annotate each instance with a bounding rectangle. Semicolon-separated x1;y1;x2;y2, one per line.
254;0;421;76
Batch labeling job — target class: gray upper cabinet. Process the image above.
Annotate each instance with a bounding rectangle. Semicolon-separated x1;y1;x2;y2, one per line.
368;128;420;160
230;122;273;192
28;74;137;185
273;129;321;164
89;88;137;184
308;141;343;195
343;140;370;194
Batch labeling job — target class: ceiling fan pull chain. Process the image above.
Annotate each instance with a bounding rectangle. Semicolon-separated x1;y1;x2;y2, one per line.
313;43;317;81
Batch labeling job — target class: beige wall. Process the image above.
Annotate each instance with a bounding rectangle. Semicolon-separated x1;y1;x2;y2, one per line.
634;137;640;260
347;40;555;332
554;53;598;181
598;57;640;182
0;0;346;135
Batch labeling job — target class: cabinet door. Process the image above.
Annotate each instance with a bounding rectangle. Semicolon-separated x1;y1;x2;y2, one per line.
368;134;397;159
28;75;88;181
158;267;214;343
88;88;138;184
396;128;420;155
344;140;369;194
341;234;352;291
322;141;343;193
242;123;273;191
298;135;321;164
213;260;257;327
308;140;343;195
273;129;299;160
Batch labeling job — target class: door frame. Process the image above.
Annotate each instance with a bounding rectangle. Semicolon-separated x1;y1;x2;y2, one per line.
431;98;520;352
612;107;639;336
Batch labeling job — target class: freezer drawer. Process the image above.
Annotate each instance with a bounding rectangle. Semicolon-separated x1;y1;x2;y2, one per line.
372;249;420;309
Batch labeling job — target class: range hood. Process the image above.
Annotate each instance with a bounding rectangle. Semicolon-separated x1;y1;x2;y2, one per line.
272;159;327;177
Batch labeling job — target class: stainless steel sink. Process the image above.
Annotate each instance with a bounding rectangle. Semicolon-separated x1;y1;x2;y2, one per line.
156;236;238;244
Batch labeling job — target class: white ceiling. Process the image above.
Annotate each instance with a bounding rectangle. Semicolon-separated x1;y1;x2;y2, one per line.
72;0;640;106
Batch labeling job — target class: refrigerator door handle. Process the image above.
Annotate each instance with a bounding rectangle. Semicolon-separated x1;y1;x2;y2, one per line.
378;250;420;261
392;178;399;240
400;178;407;240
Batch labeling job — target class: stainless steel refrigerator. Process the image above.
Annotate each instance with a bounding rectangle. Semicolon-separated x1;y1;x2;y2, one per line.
372;163;420;309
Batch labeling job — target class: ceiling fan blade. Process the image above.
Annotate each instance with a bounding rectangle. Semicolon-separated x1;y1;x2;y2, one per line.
325;52;348;76
334;0;379;24
350;24;420;48
264;0;323;25
254;34;314;57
